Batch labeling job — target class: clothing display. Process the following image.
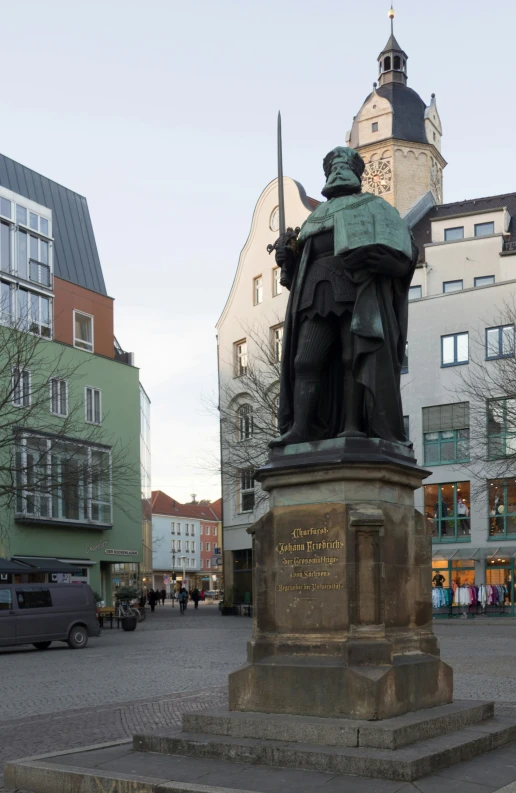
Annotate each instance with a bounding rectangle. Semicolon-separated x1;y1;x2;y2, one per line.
432;583;509;614
432;587;453;608
478;584;507;607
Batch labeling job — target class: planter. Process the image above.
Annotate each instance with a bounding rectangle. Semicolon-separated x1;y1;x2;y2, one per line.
121;616;137;631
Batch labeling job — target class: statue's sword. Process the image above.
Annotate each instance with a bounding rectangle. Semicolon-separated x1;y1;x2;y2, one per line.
267;112;299;276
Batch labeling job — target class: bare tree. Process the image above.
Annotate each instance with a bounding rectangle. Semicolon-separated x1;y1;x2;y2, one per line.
216;317;283;514
0;308;139;547
449;297;516;500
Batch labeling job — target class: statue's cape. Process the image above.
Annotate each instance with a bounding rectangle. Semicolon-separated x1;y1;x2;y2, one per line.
298;192;413;261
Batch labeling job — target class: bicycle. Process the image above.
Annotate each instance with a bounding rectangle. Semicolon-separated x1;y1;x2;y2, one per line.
116;602;145;622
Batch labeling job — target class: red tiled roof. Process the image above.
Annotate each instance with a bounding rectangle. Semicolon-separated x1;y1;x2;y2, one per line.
151;490;221;522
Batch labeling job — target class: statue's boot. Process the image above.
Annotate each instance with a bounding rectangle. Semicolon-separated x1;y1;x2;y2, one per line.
269;377;323;448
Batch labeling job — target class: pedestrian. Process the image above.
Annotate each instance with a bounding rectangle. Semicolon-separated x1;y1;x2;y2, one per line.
161;588;166;606
148;589;157;613
178;587;188;614
191;588;200;609
200;590;205;602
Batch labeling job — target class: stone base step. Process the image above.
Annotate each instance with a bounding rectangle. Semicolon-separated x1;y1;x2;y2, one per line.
133;718;516;782
182;700;494;750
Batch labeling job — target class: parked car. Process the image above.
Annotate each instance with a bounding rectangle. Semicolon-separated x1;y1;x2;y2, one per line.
0;583;101;650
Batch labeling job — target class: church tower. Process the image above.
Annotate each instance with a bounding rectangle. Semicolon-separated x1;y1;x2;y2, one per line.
346;8;446;215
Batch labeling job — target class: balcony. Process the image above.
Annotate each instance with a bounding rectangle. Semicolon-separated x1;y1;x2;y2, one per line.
29;259;52;288
501;241;516;255
114;336;134;365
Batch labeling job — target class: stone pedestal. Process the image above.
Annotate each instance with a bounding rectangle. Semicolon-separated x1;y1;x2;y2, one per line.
228;438;453;721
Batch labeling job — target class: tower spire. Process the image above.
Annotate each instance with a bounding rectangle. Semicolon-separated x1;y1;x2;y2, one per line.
378;4;407;88
389;2;395;36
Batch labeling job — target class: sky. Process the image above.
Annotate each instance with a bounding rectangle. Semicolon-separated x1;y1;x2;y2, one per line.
1;0;514;502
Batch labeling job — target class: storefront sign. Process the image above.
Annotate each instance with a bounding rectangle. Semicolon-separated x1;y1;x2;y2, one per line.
104;549;138;557
86;540;109;553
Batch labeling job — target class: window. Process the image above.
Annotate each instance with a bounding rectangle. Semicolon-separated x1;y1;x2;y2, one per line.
489;479;516;538
213;526;217;535
253;276;263;305
401;341;408;374
191;525;195;536
487;398;516;458
403;415;410;441
423;403;470;465
85;387;102;424
475;276;495;288
273;393;280;430
486;325;514;360
272;325;283;363
177;523;181;535
12;367;30;407
177;539;181;551
171;539;176;551
200;524;203;535
273;267;283;296
0;588;12;610
372;122;379;132
207;559;211;568
191;541;195;552
50;378;68;417
444;227;464;241
185;540;190;551
393;55;401;69
0;197;11;219
237;404;253;441
239;469;255;512
424;482;471;542
234;340;248;377
0;221;10;273
384;56;391;70
475;221;495;237
74;310;93;352
0;280;11;323
408;285;422;300
171;522;175;534
16;588;52;609
17;288;51;337
185;524;189;535
443;280;463;294
15;434;112;524
441;333;468;366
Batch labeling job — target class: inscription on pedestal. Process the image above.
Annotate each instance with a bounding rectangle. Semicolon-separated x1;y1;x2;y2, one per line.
275;527;344;593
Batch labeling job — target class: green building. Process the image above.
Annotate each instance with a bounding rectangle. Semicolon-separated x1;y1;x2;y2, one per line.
0;152;144;602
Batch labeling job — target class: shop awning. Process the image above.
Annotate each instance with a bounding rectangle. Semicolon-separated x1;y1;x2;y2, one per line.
432;546;516;562
12;556;82;573
0;558;34;573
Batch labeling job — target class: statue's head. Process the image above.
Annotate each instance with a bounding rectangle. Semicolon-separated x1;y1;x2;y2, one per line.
321;147;364;199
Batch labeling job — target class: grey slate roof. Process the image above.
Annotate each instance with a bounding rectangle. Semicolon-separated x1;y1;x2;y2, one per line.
412;192;516;262
380;33;405;54
0;153;107;296
350;83;428;148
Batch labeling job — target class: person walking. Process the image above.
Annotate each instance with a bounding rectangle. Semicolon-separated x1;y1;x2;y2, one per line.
148;589;157;613
191;588;200;609
161;588;166;606
178;587;188;614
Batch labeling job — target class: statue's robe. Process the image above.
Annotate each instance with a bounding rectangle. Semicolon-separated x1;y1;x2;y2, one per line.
278;192;418;444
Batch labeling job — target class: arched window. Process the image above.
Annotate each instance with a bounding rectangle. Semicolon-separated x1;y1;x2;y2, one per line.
393;55;401;70
237;404;253;441
384;56;391;71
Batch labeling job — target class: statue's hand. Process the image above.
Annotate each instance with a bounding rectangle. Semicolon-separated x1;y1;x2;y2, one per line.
275;245;294;268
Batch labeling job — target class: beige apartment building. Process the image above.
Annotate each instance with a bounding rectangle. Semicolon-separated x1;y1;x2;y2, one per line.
217;31;516;612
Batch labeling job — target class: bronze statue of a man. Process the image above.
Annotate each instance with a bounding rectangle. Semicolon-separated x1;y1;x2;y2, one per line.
270;146;417;448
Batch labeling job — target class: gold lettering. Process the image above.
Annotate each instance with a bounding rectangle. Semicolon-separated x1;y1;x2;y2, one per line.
291;526;329;539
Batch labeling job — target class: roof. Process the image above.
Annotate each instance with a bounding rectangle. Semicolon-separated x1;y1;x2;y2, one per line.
412;191;516;262
0;153;107;295
151;490;221;521
350;83;428;149
380;33;406;54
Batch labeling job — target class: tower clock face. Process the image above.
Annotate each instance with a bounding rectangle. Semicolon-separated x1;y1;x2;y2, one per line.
430;164;442;203
362;160;392;196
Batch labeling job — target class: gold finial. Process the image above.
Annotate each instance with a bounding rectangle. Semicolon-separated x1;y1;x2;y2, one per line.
388;3;395;34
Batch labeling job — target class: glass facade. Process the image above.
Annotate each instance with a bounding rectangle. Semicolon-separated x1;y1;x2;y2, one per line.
488;479;516;538
424;482;471;542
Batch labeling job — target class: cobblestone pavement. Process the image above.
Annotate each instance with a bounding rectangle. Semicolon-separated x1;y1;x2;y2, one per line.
2;606;516;790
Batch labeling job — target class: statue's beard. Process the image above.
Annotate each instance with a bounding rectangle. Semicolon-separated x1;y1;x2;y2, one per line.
322;171;361;198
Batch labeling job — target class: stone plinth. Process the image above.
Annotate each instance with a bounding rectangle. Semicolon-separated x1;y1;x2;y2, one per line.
228;438;453;721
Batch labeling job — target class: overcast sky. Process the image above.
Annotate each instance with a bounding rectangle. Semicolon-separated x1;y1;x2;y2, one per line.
2;0;514;501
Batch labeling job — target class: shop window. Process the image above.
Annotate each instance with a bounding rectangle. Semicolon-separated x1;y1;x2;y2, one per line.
408;285;422;300
486;325;514;360
487;398;516;458
423;403;469;465
475;221;495;237
424;482;471;542
488;479;516;538
441;332;468;367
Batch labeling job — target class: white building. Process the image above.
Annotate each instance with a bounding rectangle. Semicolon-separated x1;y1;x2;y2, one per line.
217;30;516;611
151;490;201;592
